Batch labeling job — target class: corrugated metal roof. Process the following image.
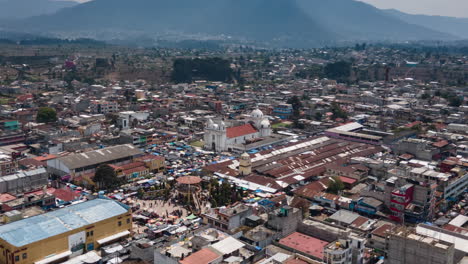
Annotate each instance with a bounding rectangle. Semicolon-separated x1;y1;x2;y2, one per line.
210;237;245;255
329;209;360;225
56;144;143;170
0;198;129;247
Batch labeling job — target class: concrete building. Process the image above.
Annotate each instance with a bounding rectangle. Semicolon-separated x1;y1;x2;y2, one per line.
394;138;439;161
323;234;366;264
202;203;253;232
0;198;132;264
89;100;119;114
386;228;455;264
0;168;48;194
267;206;302;236
47;144;143;179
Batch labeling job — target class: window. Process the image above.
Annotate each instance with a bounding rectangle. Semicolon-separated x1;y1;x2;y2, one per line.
118;221;122;226
87;231;94;237
22;253;27;260
86;232;89;237
127;218;130;224
90;231;94;236
15;255;19;262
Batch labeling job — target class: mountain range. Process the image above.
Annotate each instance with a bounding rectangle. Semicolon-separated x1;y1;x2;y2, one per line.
0;0;77;19
384;9;468;39
1;0;467;47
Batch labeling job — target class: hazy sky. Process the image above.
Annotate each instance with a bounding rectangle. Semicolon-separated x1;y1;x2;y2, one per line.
72;0;468;18
358;0;468;18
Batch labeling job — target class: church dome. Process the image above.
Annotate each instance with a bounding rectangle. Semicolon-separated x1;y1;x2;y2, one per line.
260;119;270;128
251;108;264;118
241;152;250;158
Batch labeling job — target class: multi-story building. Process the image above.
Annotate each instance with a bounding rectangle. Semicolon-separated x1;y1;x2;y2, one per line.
202;203;253;232
134;154;165;173
386;228;455;264
0;159;18;177
89;100;119;114
0;198;132;264
120;129;154;148
394;138;439;161
388;168;439;223
0;132;26;146
0;168;48;194
267;206;302;236
110;161;150;180
389;184;414;223
273;103;293;119
323;234;366;264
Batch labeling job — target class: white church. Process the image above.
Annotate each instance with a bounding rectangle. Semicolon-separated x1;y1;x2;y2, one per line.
204;109;272;152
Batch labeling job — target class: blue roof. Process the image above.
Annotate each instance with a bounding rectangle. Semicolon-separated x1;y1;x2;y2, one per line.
0;198;129;247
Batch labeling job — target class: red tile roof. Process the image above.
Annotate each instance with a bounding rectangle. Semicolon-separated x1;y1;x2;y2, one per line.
33;154;57;161
123;166;148;175
372;223;394;237
18;158;45;168
226;124;258;138
176;176;202;185
433;140;449;148
53;188;80;202
405;121;422;128
119;161;146;170
350;216;371;229
0;193;16;203
443;224;468;235
285;259;309;264
339;176;357;185
293;178;330;199
179;248;220;264
279;232;328;259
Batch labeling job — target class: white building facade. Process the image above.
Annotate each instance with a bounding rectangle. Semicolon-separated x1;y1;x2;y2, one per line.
204;109;271;152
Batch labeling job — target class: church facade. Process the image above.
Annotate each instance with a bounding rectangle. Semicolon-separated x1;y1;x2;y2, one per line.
204;109;271;152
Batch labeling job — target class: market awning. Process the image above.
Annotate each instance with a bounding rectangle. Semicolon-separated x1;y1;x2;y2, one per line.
186;214;197;220
35;251;72;264
97;230;130;245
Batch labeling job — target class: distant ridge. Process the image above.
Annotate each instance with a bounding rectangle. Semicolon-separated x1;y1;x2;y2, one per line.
1;0;458;47
0;0;77;19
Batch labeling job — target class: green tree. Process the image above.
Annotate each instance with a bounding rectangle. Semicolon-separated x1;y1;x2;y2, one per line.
327;176;345;194
448;96;463;107
330;103;348;119
324;61;352;82
171;57;233;83
36;107;57;123
421;93;431;100
93;164;121;190
287;95;303;119
314;112;323;121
